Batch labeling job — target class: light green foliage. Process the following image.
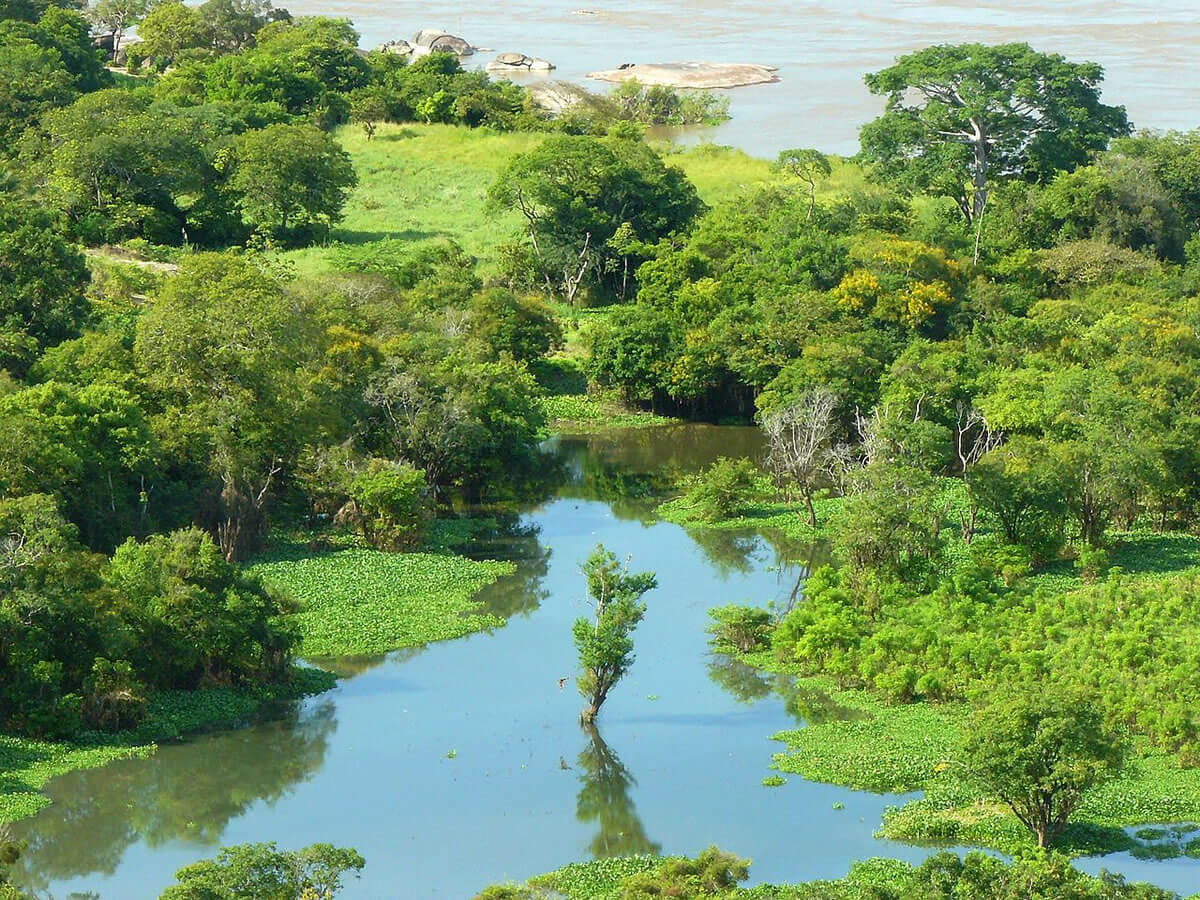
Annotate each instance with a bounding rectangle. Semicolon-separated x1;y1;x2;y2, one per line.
675;458;770;524
573;545;657;722
347;459;429;550
621;846;750;897
159;841;364;899
707;605;772;653
609;80;730;126
484;850;1180;899
249;545;514;657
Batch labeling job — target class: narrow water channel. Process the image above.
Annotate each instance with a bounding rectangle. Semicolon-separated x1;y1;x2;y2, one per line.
10;426;1200;897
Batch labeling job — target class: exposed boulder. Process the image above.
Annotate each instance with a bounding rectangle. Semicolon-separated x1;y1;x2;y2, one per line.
587;61;779;89
487;52;556;74
412;29;475;56
525;80;590;115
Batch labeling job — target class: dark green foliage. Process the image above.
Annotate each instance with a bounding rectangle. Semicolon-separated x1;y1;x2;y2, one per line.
0;198;90;376
860;43;1130;223
488;134;703;303
574;545;657;722
104;527;298;690
963;690;1127;847
229;122;357;241
159;841;364;899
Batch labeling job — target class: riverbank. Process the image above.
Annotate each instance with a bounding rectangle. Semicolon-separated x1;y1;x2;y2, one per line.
0;532;518;825
480;849;1200;898
0;668;333;824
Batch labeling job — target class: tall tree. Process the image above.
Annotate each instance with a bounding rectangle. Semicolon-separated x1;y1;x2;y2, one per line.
860;43;1130;225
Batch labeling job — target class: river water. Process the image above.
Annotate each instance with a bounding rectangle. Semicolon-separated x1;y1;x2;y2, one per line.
10;426;1200;897
282;0;1200;157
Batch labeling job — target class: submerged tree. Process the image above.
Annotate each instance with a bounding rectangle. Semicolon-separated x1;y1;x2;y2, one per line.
573;544;657;723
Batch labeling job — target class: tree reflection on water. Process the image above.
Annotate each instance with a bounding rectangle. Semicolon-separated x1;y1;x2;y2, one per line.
575;724;660;859
11;700;337;892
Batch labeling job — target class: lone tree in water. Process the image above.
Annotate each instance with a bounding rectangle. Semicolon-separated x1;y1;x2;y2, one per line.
573;545;657;724
859;43;1130;227
963;688;1125;848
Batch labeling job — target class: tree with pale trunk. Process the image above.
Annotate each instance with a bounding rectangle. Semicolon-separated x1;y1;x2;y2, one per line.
860;43;1130;230
761;389;838;527
88;0;148;58
774;148;831;222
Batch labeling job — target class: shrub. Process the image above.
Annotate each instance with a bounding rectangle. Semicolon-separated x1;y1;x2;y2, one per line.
347;459;430;551
678;458;767;523
707;605;772;653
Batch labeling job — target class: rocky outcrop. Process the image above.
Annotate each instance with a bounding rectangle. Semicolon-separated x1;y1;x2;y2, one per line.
587;61;779;89
412;29;475;56
487;52;555;74
525;81;590;115
378;30;477;57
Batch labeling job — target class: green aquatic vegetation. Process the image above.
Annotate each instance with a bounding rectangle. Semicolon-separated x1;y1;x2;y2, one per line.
540;393;678;431
761;775;786;787
526;856;670;899
250;546;515;657
657;493;843;541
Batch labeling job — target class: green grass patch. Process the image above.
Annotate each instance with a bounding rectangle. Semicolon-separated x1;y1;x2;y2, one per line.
284;126;873;281
249;543;516;657
0;667;333;824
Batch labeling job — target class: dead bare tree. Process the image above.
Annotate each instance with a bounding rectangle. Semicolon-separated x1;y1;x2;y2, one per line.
953;401;1002;542
761;389;839;527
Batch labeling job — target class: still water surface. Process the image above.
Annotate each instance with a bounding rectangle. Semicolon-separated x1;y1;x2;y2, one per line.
284;0;1200;156
11;426;1200;896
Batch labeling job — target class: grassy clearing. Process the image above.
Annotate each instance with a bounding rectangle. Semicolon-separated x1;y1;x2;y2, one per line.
285;125;871;280
249;541;516;657
0;668;333;824
284;123;544;277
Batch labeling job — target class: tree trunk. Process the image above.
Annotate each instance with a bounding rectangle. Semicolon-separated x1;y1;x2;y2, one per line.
804;492;817;528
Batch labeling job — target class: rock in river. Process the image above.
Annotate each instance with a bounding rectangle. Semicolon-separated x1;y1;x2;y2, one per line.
587;61;779;89
487;52;556;73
